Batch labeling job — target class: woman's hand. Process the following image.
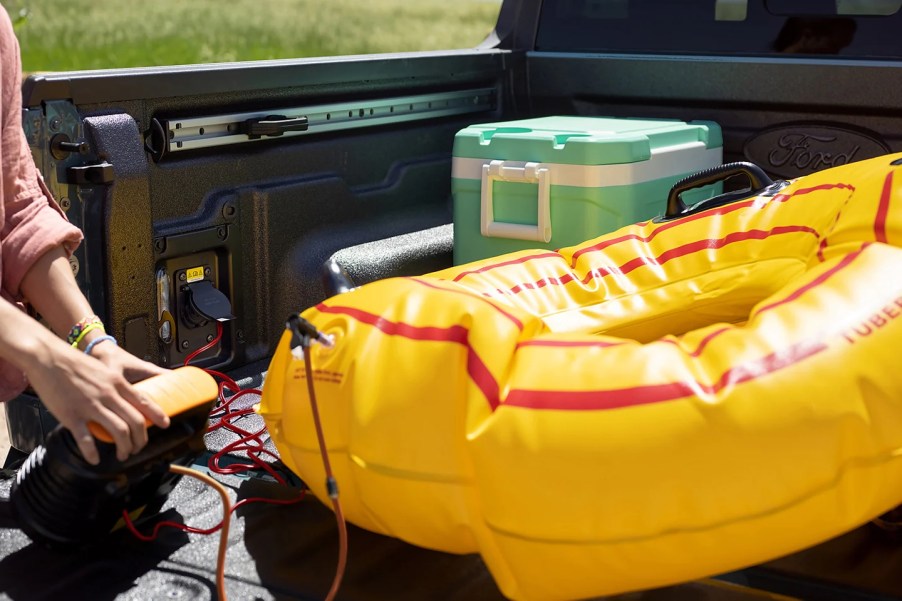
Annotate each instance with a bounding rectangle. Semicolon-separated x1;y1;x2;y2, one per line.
23;336;170;466
88;338;168;383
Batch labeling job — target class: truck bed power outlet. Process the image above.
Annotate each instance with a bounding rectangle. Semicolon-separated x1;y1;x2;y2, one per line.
155;249;236;368
182;280;235;327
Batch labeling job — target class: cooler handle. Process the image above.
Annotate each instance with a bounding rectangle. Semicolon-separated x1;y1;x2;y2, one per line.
481;160;552;243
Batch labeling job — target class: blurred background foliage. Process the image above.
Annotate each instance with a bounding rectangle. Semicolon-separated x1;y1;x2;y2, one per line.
9;0;502;72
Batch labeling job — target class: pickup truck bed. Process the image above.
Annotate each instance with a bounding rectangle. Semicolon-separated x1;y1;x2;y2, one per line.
3;1;902;599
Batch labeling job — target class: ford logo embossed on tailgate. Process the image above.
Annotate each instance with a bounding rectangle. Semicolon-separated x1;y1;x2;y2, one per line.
744;124;889;178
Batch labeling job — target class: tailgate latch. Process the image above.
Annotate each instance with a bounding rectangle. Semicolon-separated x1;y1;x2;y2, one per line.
66;162;115;186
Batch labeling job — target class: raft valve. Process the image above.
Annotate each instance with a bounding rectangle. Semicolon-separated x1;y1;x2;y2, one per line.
287;314;334;351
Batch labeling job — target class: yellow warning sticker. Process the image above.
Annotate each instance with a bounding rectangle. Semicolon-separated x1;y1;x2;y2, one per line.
186;266;205;283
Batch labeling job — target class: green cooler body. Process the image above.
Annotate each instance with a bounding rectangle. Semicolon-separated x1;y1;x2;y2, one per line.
451;116;723;264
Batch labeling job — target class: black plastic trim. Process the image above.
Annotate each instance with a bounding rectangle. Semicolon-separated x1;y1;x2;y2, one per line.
526;52;902;112
22;50;511;107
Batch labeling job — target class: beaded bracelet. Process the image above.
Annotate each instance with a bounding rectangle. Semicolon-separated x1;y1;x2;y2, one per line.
67;315;105;347
83;334;118;356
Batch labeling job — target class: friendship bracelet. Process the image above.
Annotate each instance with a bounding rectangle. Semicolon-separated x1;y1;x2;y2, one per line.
66;315;104;346
83;334;118;356
71;323;106;349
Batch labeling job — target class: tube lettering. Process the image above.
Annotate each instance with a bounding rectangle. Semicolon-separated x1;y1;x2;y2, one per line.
870;314;888;328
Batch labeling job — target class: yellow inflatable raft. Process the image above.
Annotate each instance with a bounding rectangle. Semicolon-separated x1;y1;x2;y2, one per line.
259;154;902;600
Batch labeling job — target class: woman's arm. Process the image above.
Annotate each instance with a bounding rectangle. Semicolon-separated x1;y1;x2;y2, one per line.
7;246;171;465
0;4;169;466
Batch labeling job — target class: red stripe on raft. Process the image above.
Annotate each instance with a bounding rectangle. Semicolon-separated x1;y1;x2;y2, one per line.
754;243;868;314
517;326;731;357
497;272;579;296
569;200;756;268
313;304;501;409
444;182;852;280
518;329;732;357
503;242;868;412
816;235;829;264
451;252;560;282
494;225;819;298
788;182;855;197
406;277;525;331
568;182;853;268
516;339;627;350
504;340;828;411
467;348;501;410
316;304;469;343
618;225;819;275
513;241;867;359
875;172;893;244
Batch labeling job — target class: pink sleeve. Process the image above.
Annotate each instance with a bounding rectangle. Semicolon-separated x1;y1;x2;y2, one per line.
0;6;82;301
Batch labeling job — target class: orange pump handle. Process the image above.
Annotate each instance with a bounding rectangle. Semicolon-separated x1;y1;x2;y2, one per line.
88;366;218;443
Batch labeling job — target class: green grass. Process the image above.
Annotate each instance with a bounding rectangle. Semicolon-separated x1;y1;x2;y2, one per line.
12;0;501;73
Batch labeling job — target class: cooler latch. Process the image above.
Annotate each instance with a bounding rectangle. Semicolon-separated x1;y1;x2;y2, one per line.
480;160;552;243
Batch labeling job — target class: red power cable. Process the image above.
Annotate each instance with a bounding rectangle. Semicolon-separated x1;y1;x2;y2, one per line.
126;319;346;599
124;322;307;598
181;323;291;484
121;491;305;541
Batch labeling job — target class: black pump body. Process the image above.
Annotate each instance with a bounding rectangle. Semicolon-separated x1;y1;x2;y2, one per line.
8;399;213;547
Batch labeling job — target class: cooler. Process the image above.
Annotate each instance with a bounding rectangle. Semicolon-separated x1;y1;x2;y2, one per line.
451;116;723;264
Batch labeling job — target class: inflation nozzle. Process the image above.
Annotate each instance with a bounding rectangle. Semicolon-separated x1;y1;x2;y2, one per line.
286;314;334;355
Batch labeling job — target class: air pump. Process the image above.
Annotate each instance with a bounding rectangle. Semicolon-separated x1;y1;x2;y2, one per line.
5;366;217;547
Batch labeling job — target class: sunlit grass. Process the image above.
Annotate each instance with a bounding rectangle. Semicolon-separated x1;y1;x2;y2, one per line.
12;0;501;72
